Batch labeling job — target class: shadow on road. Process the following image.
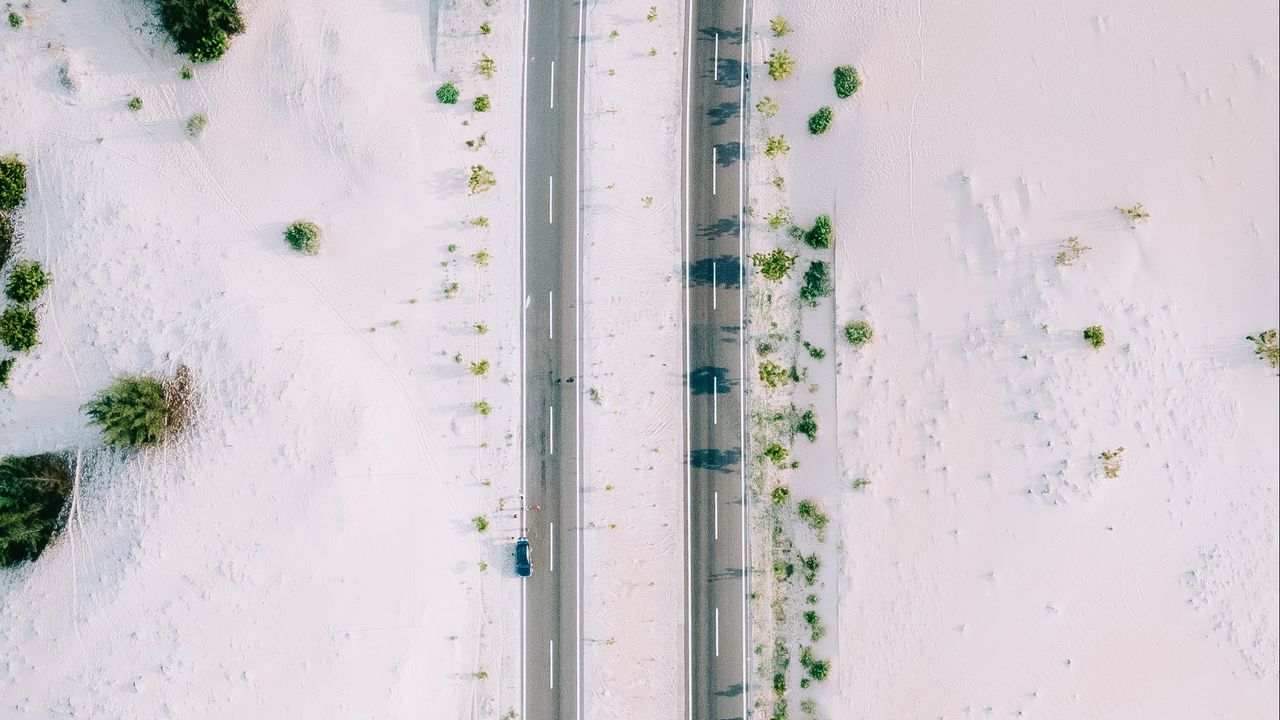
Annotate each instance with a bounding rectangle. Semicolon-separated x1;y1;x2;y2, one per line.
690;448;741;473
688;365;735;395
707;101;740;127
686;254;741;287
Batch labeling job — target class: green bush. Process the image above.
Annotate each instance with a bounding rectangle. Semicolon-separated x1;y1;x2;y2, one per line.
473;94;491;112
5;259;50;304
127;96;143;111
0;453;73;567
437;82;460;104
468;165;496;194
770;486;790;506
84;375;174;448
750;247;798;282
0;357;13;387
157;0;245;62
1083;325;1105;350
284;220;322;255
803;214;833;249
764;135;790;158
796;410;817;442
833;65;861;98
765;49;795;81
186;113;208;137
1246;329;1278;370
0;305;38;352
0;154;26;212
7;11;21;29
762;442;789;467
844;320;873;347
799;261;832;307
770;15;791;37
758;359;789;388
807;106;834;135
0;211;14;270
797;498;829;536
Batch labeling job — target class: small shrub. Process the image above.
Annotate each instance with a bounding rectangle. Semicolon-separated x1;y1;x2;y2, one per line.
157;0;245;62
469;359;490;376
762;442;789;467
833;65;861;98
1100;447;1125;478
771;486;790;506
283;220;322;255
750;247;798;282
646;5;658;21
0;154;27;212
1083;325;1105;350
127;96;143;111
758;359;789;388
473;400;493;416
803;341;825;360
851;477;872;490
473;516;489;532
1054;235;1091;266
765;49;795;81
180;65;194;80
764;135;790;158
0;357;13;387
803;214;833;249
84;375;178;448
1115;203;1149;225
476;53;496;79
468;165;497;194
0;212;14;269
471;249;490;266
0;305;38;352
7;12;21;29
443;282;460;299
756;96;780;118
796;410;817;442
479;22;491;35
801;553;821;585
799;261;833;307
1246;329;1279;371
473;94;491;112
0;453;74;567
844;320;873;347
474;323;489;335
797;499;829;538
799;646;831;682
770;15;791;37
5;260;50;304
186;113;208;137
807;106;834;135
466;133;487;150
608;29;620;40
436;82;460;104
765;208;789;231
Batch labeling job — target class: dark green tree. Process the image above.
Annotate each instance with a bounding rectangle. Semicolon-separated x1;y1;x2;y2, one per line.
157;0;245;62
0;305;38;352
799;260;833;307
5;259;49;304
803;214;833;249
84;375;174;448
807;106;834;135
0;154;26;211
0;453;73;567
833;65;861;98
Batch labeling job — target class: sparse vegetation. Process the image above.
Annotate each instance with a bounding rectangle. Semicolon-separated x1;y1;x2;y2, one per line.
84;374;181;448
799;261;832;307
762;443;789;467
770;15;792;37
751;247;798;282
765;208;789;231
7;12;21;29
802;341;825;360
443;281;460;299
473;94;491;112
476;54;497;79
1246;329;1279;371
833;65;861;98
851;477;872;490
473;400;493;416
844;320;873;347
0;453;74;567
283;220;322;255
180;65;194;80
795;410;817;442
127;96;143;111
471;249;490;266
802;214;833;249
186;113;208;138
0;154;27;212
764;135;790;158
468;165;497;194
766;49;795;81
807;106;834;135
465;134;487;150
5;260;50;305
589;387;603;405
1115;203;1149;225
469;360;490;377
157;0;245;62
1083;324;1106;350
771;486;790;506
799;646;831;682
797;499;830;539
758;359;789;388
480;22;491;35
437;82;460;104
474;323;489;335
646;5;658;21
756;96;780;118
1100;447;1125;478
0;306;38;353
473;516;489;532
1054;235;1091;266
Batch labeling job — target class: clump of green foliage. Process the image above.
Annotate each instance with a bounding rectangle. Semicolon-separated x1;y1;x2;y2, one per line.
1054;236;1091;266
468;165;496;194
1115;203;1149;225
7;12;21;29
844;320;873;347
756;96;780;118
0;212;14;270
473;94;491;112
284;220;322;255
1246;329;1279;371
479;22;491;35
186;113;208;137
473;400;493;416
84;374;177;448
771;486;790;506
762;443;789;467
750;247;798;282
803;214;833;249
833;65;861;98
764;135;790;158
127;96;143;111
765;49;795;81
1083;325;1105;350
476;53;496;79
797;498;829;539
437;82;460;104
5;260;49;304
0;154;27;212
796;409;817;442
180;65;194;80
799;261;832;307
646;5;658;21
765;208;789;231
800;552;821;585
0;357;13;387
770;15;792;37
799;646;831;682
0;306;38;352
807;106;834;135
803;341;825;360
473;515;489;532
758;359;789;388
1100;447;1125;478
469;359;490;376
0;453;74;567
157;0;245;62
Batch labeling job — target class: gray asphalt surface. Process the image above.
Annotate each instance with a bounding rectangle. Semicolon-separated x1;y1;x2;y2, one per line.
520;1;583;719
682;1;751;719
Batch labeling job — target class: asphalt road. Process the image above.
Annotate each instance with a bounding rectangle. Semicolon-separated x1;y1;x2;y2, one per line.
520;1;583;719
682;1;751;719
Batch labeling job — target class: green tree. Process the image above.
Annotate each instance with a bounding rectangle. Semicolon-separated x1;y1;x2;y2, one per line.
803;214;833;249
284;221;322;255
0;305;38;352
157;0;245;62
833;65;861;98
0;453;73;567
437;82;460;104
5;260;50;304
799;260;833;307
84;375;175;448
0;154;26;211
807;106;834;135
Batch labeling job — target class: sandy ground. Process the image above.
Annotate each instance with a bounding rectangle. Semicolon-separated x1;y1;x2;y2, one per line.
0;0;523;716
577;1;686;717
747;0;1279;717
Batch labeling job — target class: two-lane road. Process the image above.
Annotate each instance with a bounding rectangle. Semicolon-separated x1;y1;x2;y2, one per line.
521;0;584;718
682;0;751;719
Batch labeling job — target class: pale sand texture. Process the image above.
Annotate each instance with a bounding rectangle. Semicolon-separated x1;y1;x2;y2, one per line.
1;0;522;716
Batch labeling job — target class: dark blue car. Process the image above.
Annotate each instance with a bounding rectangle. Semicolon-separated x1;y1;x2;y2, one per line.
515;537;531;577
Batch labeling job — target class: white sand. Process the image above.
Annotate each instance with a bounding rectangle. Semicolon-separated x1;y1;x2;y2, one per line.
1;0;523;716
579;2;687;716
749;0;1279;716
